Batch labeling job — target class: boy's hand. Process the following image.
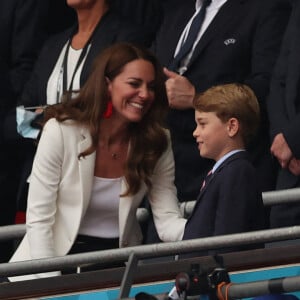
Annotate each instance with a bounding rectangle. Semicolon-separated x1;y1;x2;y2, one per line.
164;68;195;110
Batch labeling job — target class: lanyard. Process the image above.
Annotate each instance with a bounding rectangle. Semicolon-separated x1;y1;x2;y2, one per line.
56;38;91;103
62;39;90;93
56;16;104;103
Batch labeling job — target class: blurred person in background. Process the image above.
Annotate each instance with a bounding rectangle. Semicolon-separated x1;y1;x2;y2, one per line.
267;1;300;228
0;0;48;263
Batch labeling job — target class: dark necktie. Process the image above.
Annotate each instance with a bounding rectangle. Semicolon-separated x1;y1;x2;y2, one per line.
200;169;213;192
168;0;212;72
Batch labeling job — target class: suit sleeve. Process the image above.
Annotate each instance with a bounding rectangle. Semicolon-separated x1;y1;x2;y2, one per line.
26;118;64;259
244;0;291;109
147;132;187;242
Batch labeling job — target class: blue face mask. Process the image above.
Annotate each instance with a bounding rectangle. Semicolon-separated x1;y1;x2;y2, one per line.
16;106;40;139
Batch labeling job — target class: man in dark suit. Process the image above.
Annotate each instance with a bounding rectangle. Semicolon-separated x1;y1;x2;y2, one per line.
152;0;291;202
267;1;300;228
182;83;266;257
0;0;48;262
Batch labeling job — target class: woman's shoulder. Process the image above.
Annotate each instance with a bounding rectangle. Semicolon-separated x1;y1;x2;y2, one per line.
43;118;86;136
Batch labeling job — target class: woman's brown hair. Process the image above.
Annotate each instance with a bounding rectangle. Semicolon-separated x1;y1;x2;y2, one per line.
44;42;169;196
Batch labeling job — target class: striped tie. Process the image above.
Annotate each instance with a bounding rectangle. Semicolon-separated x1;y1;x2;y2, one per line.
200;169;213;191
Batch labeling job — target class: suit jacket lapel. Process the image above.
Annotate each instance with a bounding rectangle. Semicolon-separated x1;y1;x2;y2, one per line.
188;151;248;220
188;0;244;68
77;126;96;212
188;171;215;220
155;1;194;66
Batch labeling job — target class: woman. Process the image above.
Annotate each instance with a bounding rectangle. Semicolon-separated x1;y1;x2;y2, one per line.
15;0;147;217
10;43;186;281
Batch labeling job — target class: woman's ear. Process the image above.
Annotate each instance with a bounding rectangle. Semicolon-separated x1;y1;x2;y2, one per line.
227;117;239;137
105;76;112;93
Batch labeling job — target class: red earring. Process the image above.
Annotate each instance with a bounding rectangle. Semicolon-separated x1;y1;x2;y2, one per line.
103;101;113;118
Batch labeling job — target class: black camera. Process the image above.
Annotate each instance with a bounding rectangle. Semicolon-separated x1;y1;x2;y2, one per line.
175;264;230;300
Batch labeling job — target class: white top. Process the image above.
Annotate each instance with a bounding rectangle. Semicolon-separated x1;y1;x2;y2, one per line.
46;42;90;104
175;0;228;74
78;176;122;238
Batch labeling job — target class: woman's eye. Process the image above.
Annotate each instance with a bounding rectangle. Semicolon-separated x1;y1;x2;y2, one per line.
129;81;140;87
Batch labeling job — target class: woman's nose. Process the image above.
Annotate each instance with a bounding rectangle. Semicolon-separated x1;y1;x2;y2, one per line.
139;86;150;99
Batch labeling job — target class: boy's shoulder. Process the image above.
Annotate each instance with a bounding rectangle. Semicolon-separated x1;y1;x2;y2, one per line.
216;151;255;175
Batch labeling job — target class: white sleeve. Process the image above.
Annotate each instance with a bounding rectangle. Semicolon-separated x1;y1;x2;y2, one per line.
148;132;187;242
26;118;64;259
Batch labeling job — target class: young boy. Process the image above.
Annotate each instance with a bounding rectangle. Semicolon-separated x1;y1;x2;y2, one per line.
182;83;266;256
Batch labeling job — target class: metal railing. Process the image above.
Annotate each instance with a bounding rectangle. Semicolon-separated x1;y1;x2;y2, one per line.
180;187;300;217
220;276;300;300
1;226;300;299
1;188;300;299
2;187;300;241
122;275;300;300
1;226;300;278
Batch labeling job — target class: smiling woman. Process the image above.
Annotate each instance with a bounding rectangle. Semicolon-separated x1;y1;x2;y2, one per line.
106;59;155;123
9;43;186;281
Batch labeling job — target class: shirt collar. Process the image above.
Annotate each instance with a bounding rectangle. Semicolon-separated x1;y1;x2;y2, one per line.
212;149;245;173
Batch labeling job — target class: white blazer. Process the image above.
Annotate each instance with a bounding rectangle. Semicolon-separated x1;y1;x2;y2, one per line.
10;118;186;281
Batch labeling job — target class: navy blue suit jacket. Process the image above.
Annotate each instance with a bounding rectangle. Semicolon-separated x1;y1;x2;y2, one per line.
153;0;291;199
182;151;266;257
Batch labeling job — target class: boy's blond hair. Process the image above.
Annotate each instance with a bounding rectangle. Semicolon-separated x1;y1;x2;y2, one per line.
193;83;260;145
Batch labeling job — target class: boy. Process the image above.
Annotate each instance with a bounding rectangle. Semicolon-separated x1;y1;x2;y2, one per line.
182;83;266;256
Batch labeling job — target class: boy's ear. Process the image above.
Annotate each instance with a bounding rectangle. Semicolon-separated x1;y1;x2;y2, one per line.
227;117;239;137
